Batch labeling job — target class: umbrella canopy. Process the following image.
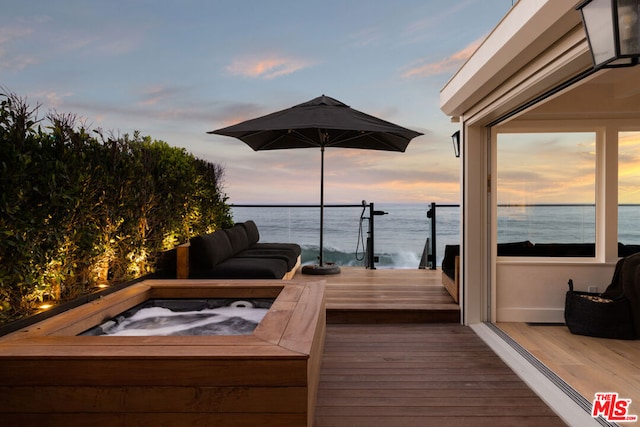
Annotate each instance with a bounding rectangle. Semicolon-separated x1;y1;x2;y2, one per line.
210;95;422;151
209;95;422;274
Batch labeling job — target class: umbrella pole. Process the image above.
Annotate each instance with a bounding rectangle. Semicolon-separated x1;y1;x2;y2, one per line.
301;141;340;275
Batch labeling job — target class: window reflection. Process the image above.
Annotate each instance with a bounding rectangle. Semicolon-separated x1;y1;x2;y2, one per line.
496;133;596;256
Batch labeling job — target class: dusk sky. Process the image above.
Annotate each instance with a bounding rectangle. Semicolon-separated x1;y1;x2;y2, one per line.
1;1;514;204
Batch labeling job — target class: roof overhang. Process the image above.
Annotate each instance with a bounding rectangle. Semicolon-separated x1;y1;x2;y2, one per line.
440;0;587;123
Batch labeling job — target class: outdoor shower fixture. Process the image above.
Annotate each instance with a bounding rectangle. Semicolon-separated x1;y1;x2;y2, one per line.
578;0;640;69
451;130;461;158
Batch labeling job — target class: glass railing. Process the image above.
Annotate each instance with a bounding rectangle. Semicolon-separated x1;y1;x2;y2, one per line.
233;202;640;268
497;204;596;245
427;203;640;260
231;202;439;269
428;203;599;260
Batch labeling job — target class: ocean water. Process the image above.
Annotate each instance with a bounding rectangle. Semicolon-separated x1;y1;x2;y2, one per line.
497;204;640;245
232;203;456;268
231;204;640;268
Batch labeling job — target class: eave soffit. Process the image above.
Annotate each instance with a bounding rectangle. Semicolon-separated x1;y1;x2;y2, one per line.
440;0;583;119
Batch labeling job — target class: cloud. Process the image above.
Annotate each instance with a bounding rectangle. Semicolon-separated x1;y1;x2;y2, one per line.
211;102;268;127
348;27;382;48
193;133;461;204
402;0;475;45
29;90;72;108
0;52;38;71
402;37;483;79
0;25;38;71
0;25;33;44
226;54;315;79
0;13;141;73
137;85;189;107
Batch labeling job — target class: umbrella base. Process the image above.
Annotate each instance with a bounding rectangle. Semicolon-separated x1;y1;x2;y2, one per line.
301;264;341;275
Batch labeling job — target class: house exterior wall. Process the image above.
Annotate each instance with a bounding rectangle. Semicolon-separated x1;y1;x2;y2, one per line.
440;0;606;324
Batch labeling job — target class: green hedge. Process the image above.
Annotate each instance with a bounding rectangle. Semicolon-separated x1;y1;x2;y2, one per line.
0;92;232;323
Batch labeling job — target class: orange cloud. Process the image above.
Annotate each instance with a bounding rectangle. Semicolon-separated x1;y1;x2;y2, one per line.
402;37;484;79
227;54;314;79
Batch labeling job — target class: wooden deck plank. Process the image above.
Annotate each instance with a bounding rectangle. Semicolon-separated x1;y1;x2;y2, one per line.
498;322;640;413
1;385;308;413
314;416;565;427
295;267;455;310
314;324;567;427
297;267;460;323
2;413;306;427
311;267;637;425
2;359;309;387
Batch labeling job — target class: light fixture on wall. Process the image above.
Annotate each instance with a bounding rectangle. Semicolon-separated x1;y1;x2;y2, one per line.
451;130;460;158
577;0;640;69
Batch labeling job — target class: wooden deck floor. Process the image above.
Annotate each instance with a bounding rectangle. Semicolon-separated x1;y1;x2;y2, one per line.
498;322;640;414
294;267;566;426
314;324;567;426
294;267;460;323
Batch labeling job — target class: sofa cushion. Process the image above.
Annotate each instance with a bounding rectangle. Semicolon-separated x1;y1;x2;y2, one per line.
528;243;595;257
252;242;302;257
496;241;534;256
224;224;251;254
241;220;261;245
442;245;459;280
190;257;288;280
190;230;234;269
238;220;301;256
620;243;640;257
236;247;299;270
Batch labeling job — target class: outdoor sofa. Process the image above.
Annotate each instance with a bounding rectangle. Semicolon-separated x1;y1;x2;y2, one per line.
441;242;640;303
172;220;301;280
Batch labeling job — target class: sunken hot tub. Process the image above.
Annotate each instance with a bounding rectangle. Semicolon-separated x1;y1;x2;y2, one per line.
0;279;326;427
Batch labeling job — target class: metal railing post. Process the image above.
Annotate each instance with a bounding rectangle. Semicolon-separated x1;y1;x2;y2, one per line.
429;202;437;270
368;202;376;269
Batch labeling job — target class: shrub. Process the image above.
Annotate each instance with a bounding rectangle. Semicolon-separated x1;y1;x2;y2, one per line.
0;91;232;323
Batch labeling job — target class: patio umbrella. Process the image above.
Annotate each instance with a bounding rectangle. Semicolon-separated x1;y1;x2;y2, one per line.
209;95;422;275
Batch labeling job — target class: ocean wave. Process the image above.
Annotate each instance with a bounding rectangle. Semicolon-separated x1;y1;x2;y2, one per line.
300;244;425;269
